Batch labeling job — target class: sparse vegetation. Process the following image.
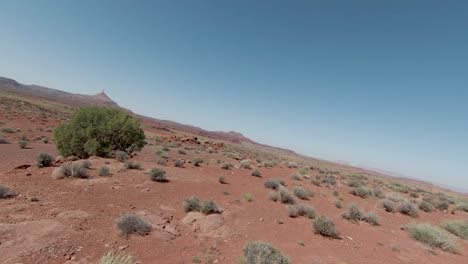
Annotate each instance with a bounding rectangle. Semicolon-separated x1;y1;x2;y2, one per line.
0;137;8;144
240;160;252;169
99;166;111;176
240;241;290;264
399;201;419;217
124;160;141;170
373;188;385;199
321;176;337;186
149;167;167;182
408;223;458;253
335;200;343;209
193;157;203;166
178;149;187;155
116;213;152;237
441;220;468;239
174;159;184;168
290;173;301;181
1;127;15;133
58;162;88;179
381;199;396;212
244;193;253;202
311;178;321;186
218;175;227;184
289;204;316;219
251;170;261;177
221;163;234;170
313;215;340;239
269;192;279;202
157;158;167;166
99;250;133;264
184;196;201;212
115;151;129;162
18;139;28;149
37;152;54;167
286;161;298;168
279;189;296;204
54;106;145;158
0;185;13;199
342;203;380;225
264;179;285;190
293;186;309;200
201;200;219;214
350;186;372;198
419;201;433;212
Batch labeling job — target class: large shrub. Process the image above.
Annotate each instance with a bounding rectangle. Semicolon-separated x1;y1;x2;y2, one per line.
54;106;145;158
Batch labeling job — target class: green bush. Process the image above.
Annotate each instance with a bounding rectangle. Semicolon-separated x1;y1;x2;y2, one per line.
201;200;219;214
99;166;111;176
99;250;133;264
399;201;419;217
313;215;340;239
116;213;152;237
321;176;337;185
408;223;458;253
1;127;15;133
178;149;187;155
115;151;130;162
251;170;261;177
54;106;145;158
37;153;54;168
311;178;321;186
435;201;450;211
441;220;468;239
241;241;290;264
240;160;252;169
348;180;365;187
149;168;166;182
184;196;201;212
244;193;253;202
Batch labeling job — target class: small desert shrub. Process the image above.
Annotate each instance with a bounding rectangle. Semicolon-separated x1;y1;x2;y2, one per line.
162;145;170;151
435;201;450;211
373;188;385;199
311;178;321;186
290;173;301;181
99;166;111;176
332;190;339;197
244;193;253;202
419;201;433;212
269;192;279;202
350;186;372;199
454;203;468;213
221;163;234;170
184;196;201;212
410;192;420;198
408;223;458;253
157;159;167;166
342;203;365;221
286;161;298;168
441;220;468;239
149;168;166;182
174;159;184;168
364;211;380;225
263;160;276;168
0;137;8;144
251;170;261;177
287;205;299;218
201;200;219;214
82;160;92;169
99;250;133;264
348;180;365;187
264;179;285;190
240;160;252;169
155;149;164;156
218;175;227;184
193;157;203;166
293;186;309;200
241;241;290;264
18;140;28;149
59;162;88;178
313;215;340;239
399;201;419;217
178;149;186;155
37;153;54;168
0;185;13;199
388;193;402;202
295;204;316;219
381;199;396;212
124;160;141;170
42;137;49;144
279;189;296;205
115;151;130;162
322;176;337;186
1;127;14;133
335;200;343;209
116;213;152;237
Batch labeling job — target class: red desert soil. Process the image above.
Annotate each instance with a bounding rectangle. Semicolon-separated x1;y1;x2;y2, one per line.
1;94;468;264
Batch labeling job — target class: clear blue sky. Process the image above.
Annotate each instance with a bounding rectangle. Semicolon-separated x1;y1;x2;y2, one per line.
1;1;467;190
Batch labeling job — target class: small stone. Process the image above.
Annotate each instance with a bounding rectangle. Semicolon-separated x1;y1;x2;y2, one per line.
118;245;128;250
259;218;264;221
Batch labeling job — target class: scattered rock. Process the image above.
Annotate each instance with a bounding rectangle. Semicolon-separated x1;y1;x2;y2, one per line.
15;164;31;170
